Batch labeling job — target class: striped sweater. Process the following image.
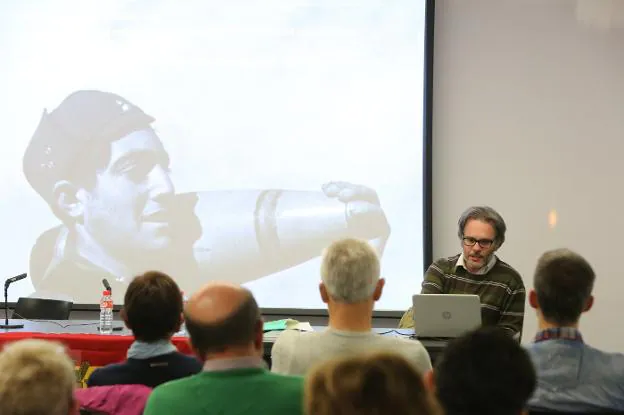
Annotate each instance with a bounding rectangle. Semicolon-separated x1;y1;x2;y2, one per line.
399;254;526;336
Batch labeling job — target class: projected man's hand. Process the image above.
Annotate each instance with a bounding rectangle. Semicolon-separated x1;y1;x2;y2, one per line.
321;181;381;206
321;181;390;242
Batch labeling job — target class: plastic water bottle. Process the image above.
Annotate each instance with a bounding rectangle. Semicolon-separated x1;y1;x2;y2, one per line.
99;290;113;334
179;291;189;336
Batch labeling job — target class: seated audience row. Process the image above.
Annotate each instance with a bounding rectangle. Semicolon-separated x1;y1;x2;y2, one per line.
0;238;622;414
0;323;534;415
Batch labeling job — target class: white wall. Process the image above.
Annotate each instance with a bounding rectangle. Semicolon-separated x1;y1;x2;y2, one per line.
432;0;624;351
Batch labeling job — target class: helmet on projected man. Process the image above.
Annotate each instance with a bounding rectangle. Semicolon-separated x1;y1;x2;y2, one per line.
22;90;200;293
23;90;156;204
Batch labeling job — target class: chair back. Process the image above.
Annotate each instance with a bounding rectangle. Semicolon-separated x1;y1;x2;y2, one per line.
12;297;72;320
75;384;152;415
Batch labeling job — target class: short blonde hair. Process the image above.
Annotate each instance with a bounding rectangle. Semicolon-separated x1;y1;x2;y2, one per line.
321;238;380;303
305;351;441;415
0;339;76;415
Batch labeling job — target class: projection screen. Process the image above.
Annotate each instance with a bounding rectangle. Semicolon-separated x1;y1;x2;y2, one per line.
0;0;433;310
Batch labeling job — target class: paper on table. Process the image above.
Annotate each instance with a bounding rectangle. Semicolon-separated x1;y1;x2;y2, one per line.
263;319;314;333
292;322;313;332
263;319;289;332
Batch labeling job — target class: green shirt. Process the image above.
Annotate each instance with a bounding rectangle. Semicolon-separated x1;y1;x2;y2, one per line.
144;368;304;415
399;254;525;336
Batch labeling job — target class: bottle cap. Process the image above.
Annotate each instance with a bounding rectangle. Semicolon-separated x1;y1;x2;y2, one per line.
102;290;111;295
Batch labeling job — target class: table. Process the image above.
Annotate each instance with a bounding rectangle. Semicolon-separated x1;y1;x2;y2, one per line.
0;320;447;382
0;320;193;367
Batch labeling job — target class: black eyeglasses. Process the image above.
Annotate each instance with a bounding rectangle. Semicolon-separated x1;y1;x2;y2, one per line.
462;237;494;248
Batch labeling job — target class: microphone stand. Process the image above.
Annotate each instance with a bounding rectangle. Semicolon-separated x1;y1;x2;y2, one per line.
0;283;23;330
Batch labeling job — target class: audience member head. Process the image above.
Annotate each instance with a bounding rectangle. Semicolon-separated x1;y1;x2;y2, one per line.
530;248;595;327
320;238;383;306
0;339;78;415
427;326;536;415
184;281;262;361
121;270;183;342
306;351;441;415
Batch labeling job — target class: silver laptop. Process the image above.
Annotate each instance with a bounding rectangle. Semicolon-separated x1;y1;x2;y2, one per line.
412;294;482;338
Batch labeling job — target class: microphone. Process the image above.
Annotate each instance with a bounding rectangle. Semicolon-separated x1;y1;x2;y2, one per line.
0;273;27;330
5;273;27;287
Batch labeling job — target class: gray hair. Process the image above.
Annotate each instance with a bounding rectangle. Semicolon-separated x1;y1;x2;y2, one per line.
458;206;507;248
321;238;380;303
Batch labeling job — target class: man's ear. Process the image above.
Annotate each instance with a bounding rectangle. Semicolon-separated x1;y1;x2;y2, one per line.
254;319;264;351
189;340;204;362
120;308;131;330
319;283;329;304
52;180;85;220
373;278;385;301
169;312;182;335
529;290;539;310
177;312;184;333
584;295;594;313
423;369;436;392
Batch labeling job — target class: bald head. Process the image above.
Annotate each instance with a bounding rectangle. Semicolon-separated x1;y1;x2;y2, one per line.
186;281;252;325
184;282;262;359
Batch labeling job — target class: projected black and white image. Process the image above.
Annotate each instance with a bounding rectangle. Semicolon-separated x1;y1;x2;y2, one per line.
22;90;391;303
1;0;427;308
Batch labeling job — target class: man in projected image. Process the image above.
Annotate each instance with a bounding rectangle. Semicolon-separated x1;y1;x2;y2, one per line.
22;90;390;302
398;206;525;338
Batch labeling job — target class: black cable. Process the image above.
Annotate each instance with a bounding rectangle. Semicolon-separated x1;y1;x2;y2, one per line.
10;312;99;329
377;329;412;336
